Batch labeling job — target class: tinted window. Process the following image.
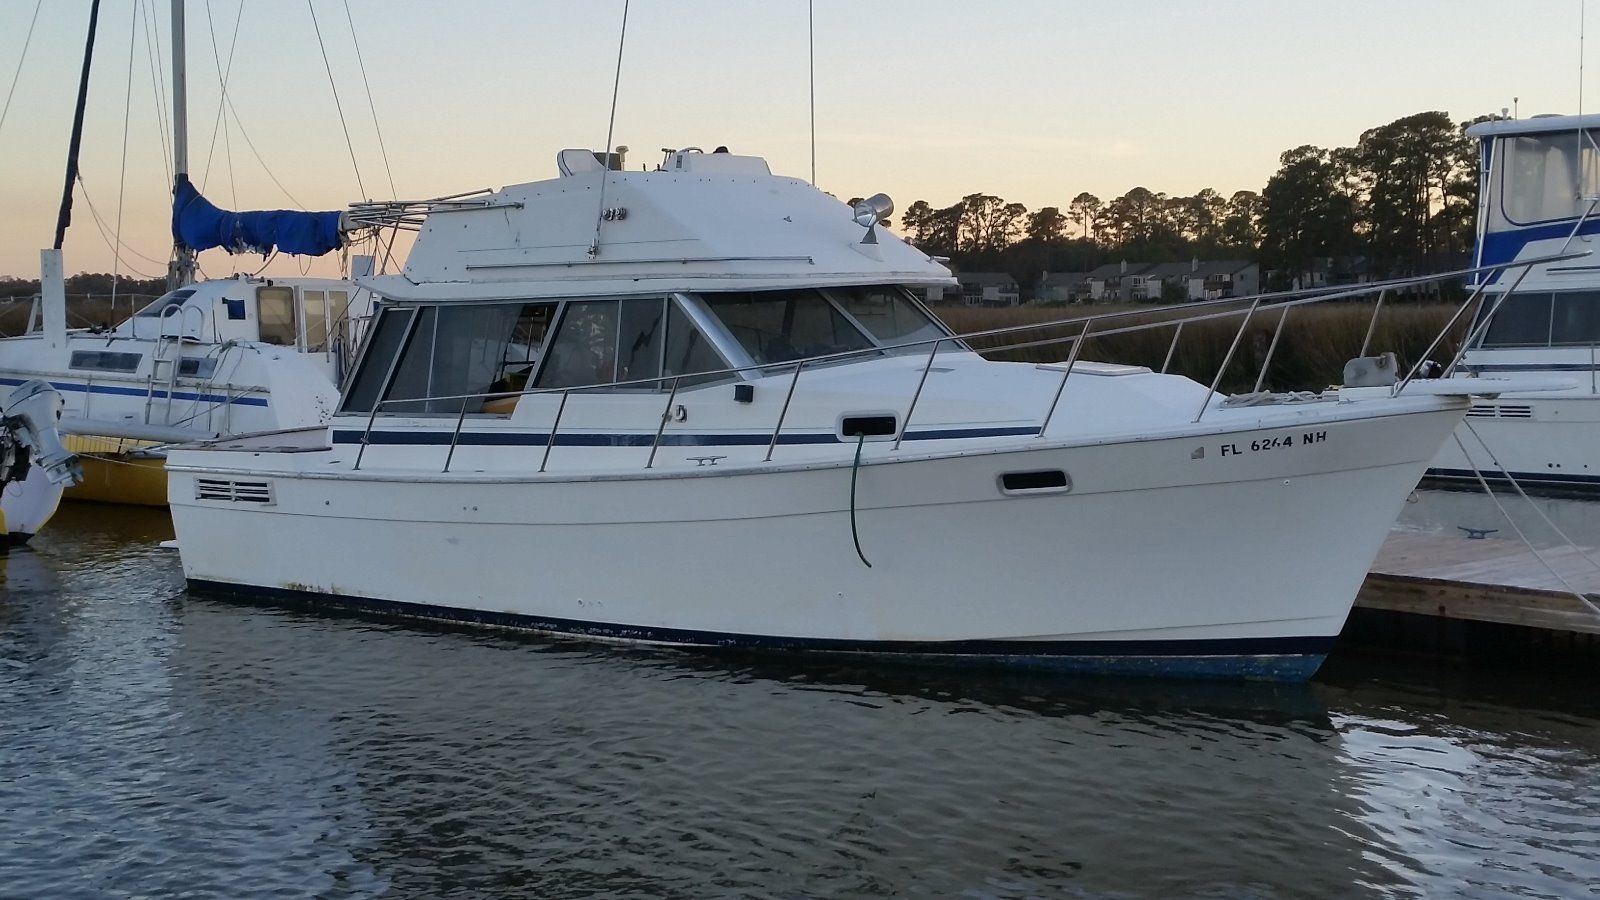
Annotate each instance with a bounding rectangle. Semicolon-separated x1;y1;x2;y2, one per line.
1480;292;1552;347
303;290;328;351
535;299;666;390
69;350;142;372
827;286;947;348
257;286;297;346
135;289;194;317
384;305;531;414
1552;290;1600;345
702;290;875;365
663;303;730;386
341;306;416;413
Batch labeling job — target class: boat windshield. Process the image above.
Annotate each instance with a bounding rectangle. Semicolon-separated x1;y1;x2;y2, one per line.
698;287;947;366
822;286;949;348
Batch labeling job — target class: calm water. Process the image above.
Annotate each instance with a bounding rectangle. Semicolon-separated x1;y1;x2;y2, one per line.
3;500;1599;899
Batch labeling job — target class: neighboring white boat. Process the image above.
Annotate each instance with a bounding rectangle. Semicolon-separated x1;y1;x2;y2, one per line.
1;380;83;545
1;0;380;505
0;275;375;505
163;147;1558;680
1429;113;1600;489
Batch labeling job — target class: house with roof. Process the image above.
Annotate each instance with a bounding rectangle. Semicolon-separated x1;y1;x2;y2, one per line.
1108;259;1262;302
1035;271;1090;304
956;272;1021;306
1083;261;1156;302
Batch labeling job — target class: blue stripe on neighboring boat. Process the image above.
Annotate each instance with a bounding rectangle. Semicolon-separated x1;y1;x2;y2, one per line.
329;425;1041;447
0;375;269;407
186;578;1331;682
1460;363;1600;372
1426;467;1600;488
1479;216;1600;270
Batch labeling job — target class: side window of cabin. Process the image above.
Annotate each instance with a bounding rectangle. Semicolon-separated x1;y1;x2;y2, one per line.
1480;292;1553;347
663;302;729;385
341;306;416;413
1551;290;1600;346
303;290;328;351
257;286;297;346
535;299;665;390
341;302;561;416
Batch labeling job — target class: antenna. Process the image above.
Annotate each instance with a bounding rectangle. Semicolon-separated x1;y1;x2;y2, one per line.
808;0;816;185
589;0;630;259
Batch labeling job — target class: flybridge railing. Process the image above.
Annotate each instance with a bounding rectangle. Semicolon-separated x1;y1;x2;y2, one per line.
349;251;1587;473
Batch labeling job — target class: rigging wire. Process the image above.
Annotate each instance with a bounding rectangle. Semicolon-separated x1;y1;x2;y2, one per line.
199;0;244;203
808;0;816;185
589;0;630;258
76;174;172;268
0;0;45;142
218;87;309;208
138;0;173;188
76;179;161;279
306;0;367;198
340;0;395;199
112;1;141;313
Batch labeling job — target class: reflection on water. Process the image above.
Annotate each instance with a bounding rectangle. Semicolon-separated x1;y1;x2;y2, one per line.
2;503;1598;897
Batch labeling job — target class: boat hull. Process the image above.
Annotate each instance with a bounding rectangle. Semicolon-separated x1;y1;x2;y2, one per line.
1427;393;1600;492
169;404;1465;681
61;436;168;506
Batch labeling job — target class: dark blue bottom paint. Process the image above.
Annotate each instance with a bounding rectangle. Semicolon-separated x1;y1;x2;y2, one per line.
186;579;1332;682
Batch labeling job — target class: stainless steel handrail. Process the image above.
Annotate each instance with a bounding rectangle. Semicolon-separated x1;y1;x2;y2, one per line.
355;251;1589;472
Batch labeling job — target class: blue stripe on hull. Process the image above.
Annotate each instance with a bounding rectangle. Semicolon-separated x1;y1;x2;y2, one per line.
0;375;269;407
186;579;1332;682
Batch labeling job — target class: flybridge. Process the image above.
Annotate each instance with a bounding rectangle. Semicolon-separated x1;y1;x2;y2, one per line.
358;146;954;302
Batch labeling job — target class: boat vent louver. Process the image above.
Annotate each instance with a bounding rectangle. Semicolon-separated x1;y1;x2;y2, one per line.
1467;404;1532;419
194;477;274;505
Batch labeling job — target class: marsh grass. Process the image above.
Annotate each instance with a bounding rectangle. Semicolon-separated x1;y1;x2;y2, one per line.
934;302;1463;393
0;296;145;337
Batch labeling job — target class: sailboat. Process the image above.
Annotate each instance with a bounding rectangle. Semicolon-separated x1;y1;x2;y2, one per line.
0;0;377;506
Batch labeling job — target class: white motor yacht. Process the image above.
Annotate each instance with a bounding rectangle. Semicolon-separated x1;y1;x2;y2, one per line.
165;147;1548;680
1429;113;1600;489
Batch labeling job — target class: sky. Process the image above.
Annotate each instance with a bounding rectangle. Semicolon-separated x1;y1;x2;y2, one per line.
0;0;1591;281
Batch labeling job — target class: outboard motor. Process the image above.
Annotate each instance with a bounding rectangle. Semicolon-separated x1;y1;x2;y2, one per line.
2;380;83;488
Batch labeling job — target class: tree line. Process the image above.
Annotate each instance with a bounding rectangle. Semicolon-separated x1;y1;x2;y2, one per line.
893;110;1487;294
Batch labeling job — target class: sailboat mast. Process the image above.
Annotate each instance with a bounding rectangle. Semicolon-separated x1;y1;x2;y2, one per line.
169;0;196;287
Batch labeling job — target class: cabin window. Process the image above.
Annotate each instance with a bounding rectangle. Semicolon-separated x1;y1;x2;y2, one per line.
1551;290;1600;345
826;286;948;349
701;289;875;365
663;302;730;386
69;350;142;372
1479;292;1552;347
257;286;297;346
135;289;195;318
327;290;352;349
535;299;665;390
341;306;416;413
340;302;562;415
1502;130;1600;225
303;290;328;351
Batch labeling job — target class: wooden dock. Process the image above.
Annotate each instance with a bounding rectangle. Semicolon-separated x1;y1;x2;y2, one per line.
1348;529;1600;659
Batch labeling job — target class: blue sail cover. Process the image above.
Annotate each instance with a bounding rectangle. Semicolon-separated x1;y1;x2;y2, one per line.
171;174;343;257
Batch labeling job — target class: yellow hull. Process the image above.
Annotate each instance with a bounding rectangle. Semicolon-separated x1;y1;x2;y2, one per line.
61;434;169;507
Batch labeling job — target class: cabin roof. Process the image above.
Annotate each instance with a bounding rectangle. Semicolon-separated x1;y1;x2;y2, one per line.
1467;113;1600;138
365;159;955;303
